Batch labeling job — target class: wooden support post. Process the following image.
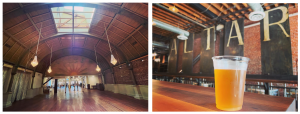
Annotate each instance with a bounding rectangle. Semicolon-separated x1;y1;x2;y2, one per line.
264;82;270;95
198;78;201;86
54;79;58;94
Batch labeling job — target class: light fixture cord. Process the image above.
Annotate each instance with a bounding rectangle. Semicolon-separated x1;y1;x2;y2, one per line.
35;22;43;55
104;23;113;54
94;46;98;64
50;46;52;66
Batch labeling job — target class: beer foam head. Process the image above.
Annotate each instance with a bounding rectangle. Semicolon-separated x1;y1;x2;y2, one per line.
212;56;249;71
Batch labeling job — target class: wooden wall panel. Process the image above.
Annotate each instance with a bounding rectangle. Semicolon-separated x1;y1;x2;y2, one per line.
224;18;244;56
199;27;215;74
168;38;179;73
260;5;293;75
182;33;194;74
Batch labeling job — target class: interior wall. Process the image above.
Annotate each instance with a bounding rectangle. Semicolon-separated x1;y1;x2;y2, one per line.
33;72;42;89
86;75;101;86
103;55;148;85
193;8;298;75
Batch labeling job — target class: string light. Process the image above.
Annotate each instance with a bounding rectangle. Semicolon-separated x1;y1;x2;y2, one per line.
48;46;52;73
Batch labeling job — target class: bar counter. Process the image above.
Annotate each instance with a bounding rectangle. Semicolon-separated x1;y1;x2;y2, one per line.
152;80;296;111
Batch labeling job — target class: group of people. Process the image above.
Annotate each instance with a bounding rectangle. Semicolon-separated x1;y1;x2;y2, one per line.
64;82;85;92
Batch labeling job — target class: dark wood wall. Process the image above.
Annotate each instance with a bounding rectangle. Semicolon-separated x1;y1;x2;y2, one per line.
167;38;179;73
182;33;194;74
199;27;215;74
164;5;294;76
224;18;245;56
260;5;293;75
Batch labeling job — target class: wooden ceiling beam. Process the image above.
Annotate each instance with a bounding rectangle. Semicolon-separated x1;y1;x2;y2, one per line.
211;3;235;21
138;31;147;42
122;44;135;58
163;3;209;26
109;24;145;56
171;3;208;23
19;3;50;50
153;6;191;24
3;30;36;56
131;36;147;52
232;3;249;20
221;3;241;20
117;24;144;47
9;45;23;61
6;20;30;31
13;25;34;36
4;42;18;57
127;40;141;56
179;3;211;21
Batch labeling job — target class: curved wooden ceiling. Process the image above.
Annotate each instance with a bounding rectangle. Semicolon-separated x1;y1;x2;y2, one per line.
3;3;148;73
152;3;297;37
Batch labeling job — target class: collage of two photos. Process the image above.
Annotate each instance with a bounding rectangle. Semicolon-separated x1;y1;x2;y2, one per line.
2;2;299;112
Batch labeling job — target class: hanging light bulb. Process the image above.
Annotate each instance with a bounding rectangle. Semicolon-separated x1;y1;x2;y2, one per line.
111;54;117;65
31;23;43;67
169;5;179;13
104;23;118;66
96;65;101;72
48;66;52;73
31;55;38;67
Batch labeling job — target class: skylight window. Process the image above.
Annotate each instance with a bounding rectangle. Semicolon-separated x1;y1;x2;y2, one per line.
51;6;95;33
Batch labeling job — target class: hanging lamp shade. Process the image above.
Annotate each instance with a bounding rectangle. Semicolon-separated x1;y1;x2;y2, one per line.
111;54;117;65
48;66;52;73
31;55;38;67
96;65;101;72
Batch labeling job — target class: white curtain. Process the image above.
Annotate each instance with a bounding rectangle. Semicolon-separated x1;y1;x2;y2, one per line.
3;67;11;92
10;72;21;102
11;71;32;102
16;72;32;101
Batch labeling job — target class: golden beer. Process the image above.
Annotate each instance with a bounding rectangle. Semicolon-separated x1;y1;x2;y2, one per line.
212;56;249;111
214;69;246;111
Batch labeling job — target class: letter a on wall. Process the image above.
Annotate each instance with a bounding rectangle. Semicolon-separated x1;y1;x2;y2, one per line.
224;18;245;56
168;38;179;73
260;5;293;75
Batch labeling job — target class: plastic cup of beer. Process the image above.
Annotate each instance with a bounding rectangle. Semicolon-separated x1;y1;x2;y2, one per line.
212;56;249;111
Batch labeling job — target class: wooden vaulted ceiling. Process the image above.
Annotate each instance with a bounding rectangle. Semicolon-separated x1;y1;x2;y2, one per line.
3;3;148;73
152;3;298;38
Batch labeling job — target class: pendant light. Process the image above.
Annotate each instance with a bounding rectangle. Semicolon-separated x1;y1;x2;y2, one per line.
104;24;117;65
48;46;52;73
31;23;43;67
94;46;101;72
169;5;179;13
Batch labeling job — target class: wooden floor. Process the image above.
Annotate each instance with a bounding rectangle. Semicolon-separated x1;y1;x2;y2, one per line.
4;87;148;111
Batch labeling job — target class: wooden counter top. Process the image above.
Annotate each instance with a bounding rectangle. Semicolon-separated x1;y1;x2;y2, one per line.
152;80;296;111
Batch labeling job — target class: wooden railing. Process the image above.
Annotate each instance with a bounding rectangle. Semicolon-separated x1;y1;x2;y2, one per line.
153;73;298;84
